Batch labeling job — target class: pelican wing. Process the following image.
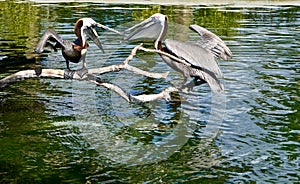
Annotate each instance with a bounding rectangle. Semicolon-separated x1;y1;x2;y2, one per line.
195;69;224;93
35;29;66;53
165;39;223;78
189;25;232;61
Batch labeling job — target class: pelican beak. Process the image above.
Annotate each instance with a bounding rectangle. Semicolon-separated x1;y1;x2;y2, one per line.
124;14;165;42
83;24;122;53
96;23;122;35
79;18;122;53
83;27;104;53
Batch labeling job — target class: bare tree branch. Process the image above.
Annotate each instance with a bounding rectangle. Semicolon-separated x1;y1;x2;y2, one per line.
89;44;169;78
0;44;168;87
0;44;179;102
0;69;65;89
132;87;179;102
88;63;168;79
90;77;179;102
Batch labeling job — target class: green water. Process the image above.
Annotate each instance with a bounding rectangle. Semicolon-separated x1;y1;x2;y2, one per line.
0;1;299;183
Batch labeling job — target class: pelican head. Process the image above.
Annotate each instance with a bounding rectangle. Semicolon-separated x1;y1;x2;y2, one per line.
124;13;168;49
74;18;122;52
74;18;104;52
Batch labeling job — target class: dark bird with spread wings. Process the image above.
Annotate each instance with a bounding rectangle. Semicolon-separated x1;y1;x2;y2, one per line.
35;18;121;70
124;13;232;93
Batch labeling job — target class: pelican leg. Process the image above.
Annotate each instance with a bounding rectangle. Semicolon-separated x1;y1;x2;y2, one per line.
66;60;70;70
64;60;87;78
82;59;86;68
179;77;190;93
80;49;88;69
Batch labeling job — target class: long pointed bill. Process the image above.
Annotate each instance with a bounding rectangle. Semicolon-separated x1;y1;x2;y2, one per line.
84;27;104;53
123;17;153;33
96;23;122;35
124;17;163;42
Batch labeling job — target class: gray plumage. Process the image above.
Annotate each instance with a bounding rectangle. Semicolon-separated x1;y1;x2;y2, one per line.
124;13;232;93
163;39;224;93
165;39;223;78
189;25;232;61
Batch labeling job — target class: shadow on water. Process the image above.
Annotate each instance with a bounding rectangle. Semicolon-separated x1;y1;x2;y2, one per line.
0;1;299;183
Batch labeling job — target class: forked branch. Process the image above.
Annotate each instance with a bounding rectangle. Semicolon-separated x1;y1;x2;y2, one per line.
0;44;179;102
88;44;168;79
90;77;179;102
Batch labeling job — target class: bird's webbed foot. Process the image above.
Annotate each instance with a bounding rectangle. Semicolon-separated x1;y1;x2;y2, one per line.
76;66;88;78
180;78;206;93
65;59;88;78
64;67;88;79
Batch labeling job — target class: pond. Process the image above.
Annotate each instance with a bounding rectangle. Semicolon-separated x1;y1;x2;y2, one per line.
0;1;299;183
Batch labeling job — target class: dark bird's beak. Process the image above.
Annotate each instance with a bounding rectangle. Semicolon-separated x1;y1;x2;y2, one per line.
123;16;164;42
83;27;104;53
96;23;122;35
80;18;122;53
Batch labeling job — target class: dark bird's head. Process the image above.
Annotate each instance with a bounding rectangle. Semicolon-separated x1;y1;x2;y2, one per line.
74;18;104;52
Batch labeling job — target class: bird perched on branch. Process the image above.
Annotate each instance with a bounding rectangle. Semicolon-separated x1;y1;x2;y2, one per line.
35;18;121;70
124;13;232;93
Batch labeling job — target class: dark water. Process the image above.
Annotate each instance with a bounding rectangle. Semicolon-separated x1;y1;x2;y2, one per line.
0;1;299;183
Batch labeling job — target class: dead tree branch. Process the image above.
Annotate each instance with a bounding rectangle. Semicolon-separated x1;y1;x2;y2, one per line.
90;78;179;102
0;44;179;102
0;44;168;88
0;69;65;89
89;44;169;78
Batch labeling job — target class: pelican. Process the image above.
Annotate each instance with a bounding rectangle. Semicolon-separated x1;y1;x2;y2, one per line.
35;18;121;70
124;13;232;93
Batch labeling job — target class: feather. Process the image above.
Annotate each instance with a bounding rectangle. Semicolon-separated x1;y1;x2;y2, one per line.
189;25;232;60
165;39;223;78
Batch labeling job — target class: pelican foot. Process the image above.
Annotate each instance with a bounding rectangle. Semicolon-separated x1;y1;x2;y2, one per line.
180;86;190;93
76;67;88;78
64;67;88;79
180;82;195;93
180;78;206;93
64;69;76;79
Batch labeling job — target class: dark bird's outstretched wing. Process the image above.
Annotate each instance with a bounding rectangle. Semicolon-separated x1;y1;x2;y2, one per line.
189;25;232;61
35;29;66;54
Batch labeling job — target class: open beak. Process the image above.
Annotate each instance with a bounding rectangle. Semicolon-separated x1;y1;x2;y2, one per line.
124;16;164;42
81;19;122;53
96;23;122;35
83;27;104;53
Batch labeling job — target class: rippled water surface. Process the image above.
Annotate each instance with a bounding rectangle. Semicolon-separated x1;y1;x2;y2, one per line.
0;1;299;183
